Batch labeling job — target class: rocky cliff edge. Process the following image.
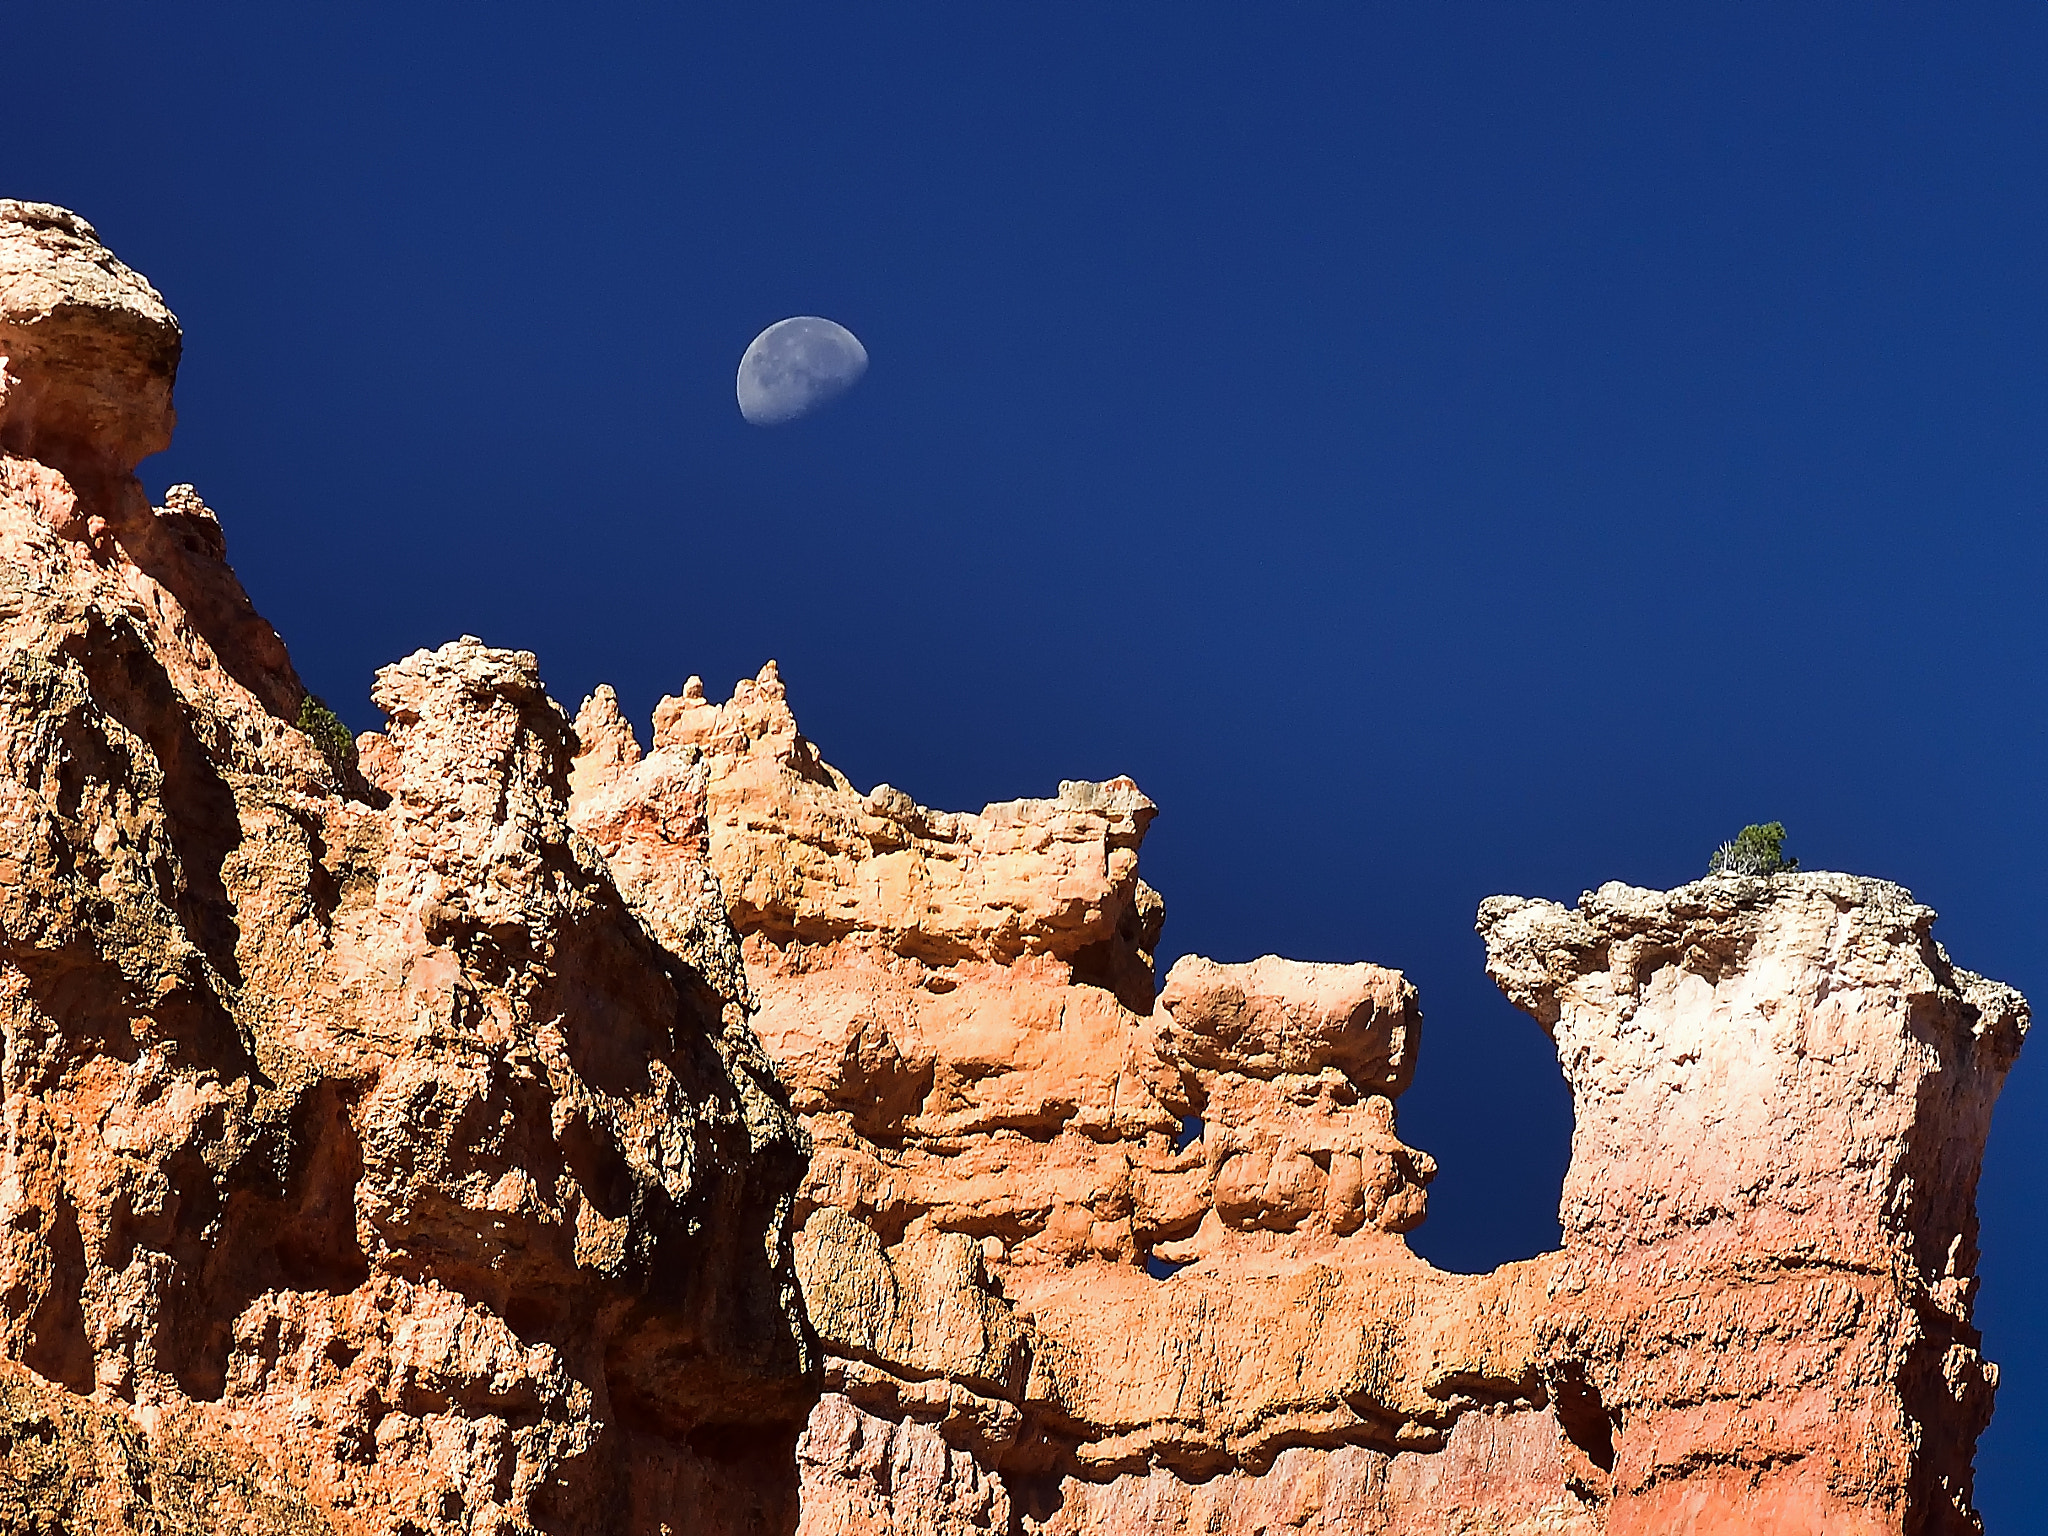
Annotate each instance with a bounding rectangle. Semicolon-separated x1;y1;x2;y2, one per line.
0;200;816;1536
0;202;2028;1536
568;662;2026;1536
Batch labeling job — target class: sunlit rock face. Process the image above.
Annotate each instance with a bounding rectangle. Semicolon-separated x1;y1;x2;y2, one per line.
1479;877;2026;1534
567;673;1473;1533
0;199;2026;1536
575;656;2029;1535
0;201;179;485
0;200;815;1536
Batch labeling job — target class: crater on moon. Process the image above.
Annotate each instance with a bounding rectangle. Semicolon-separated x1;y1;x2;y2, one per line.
736;316;868;425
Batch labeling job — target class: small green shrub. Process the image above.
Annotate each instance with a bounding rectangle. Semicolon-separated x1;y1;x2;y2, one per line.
1707;821;1798;877
296;693;357;779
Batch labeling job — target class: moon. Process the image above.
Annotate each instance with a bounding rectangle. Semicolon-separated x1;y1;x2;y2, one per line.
736;316;869;425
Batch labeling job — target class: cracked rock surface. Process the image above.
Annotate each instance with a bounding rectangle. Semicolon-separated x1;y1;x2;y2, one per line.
575;659;2029;1534
0;199;815;1536
0;199;2028;1535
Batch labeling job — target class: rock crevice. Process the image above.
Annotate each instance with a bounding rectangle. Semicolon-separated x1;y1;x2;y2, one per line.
0;200;2024;1536
570;659;2028;1533
0;199;816;1536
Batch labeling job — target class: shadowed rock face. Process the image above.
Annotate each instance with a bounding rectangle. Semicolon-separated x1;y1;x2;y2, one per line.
571;662;2029;1536
0;200;815;1536
0;199;2029;1536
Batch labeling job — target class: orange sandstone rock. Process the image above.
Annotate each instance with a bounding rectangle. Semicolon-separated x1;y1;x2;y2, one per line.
0;201;179;486
0;198;2026;1536
571;661;2028;1535
0;200;815;1536
1480;879;2026;1534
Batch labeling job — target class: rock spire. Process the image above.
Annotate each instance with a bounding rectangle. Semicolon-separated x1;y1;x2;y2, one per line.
0;201;2025;1535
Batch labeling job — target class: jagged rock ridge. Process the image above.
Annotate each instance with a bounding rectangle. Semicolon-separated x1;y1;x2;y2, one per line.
0;200;815;1535
0;200;2029;1535
572;665;2028;1535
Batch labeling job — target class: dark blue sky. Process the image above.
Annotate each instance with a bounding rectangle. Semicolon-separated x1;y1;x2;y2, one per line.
11;4;2046;1517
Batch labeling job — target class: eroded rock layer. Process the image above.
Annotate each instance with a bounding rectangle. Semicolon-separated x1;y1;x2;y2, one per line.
0;200;815;1535
570;664;2029;1535
0;200;2028;1536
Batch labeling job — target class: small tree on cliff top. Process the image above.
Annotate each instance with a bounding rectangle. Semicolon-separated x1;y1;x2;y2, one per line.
296;693;357;779
1707;821;1798;877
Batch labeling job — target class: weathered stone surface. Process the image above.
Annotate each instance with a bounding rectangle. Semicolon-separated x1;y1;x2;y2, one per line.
0;205;816;1535
564;668;1515;1532
573;662;2029;1535
0;201;179;484
0;198;2028;1536
1479;877;2026;1534
0;1357;335;1535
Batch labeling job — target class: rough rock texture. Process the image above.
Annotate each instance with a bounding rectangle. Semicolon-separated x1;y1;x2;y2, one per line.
0;200;816;1535
569;666;2030;1536
0;203;179;488
0;198;2029;1536
1479;878;2027;1534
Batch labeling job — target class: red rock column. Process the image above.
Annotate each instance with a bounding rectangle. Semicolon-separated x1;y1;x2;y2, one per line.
1482;875;2028;1536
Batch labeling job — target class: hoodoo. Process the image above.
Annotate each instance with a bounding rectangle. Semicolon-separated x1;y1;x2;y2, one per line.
0;202;2026;1534
572;666;2028;1536
0;201;815;1535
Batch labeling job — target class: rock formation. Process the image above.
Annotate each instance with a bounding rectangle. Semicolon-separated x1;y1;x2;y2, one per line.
1476;879;2025;1533
569;669;2028;1534
0;199;2029;1535
0;200;815;1535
